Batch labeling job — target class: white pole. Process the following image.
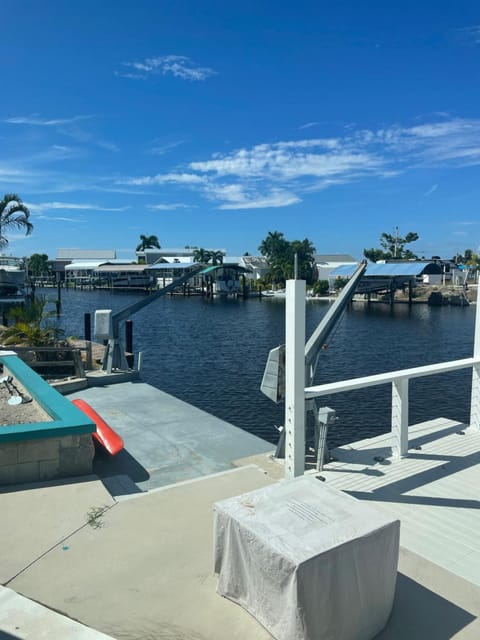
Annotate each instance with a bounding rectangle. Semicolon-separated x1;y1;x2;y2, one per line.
391;378;409;456
285;279;306;478
469;288;480;430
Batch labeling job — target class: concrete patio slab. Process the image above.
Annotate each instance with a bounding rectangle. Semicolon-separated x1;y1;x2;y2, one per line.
2;463;480;639
0;586;115;639
1;475;115;584
10;466;275;640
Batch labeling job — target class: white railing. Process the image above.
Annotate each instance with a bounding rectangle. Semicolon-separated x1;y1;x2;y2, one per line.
284;280;480;478
305;356;480;458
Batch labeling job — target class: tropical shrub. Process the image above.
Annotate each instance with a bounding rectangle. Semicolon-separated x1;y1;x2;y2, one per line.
312;280;330;296
0;297;64;347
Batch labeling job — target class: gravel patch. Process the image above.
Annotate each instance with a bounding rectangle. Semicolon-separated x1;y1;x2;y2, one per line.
0;372;52;426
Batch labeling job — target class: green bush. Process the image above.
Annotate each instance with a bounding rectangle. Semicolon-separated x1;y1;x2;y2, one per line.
312;280;330;296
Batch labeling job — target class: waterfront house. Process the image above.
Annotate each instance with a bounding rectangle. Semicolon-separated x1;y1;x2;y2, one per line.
136;247;197;265
49;249;117;283
314;253;358;281
226;256;269;281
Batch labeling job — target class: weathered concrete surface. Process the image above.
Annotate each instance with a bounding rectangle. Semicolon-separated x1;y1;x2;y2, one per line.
2;465;480;639
9;466;275;640
376;548;480;639
68;381;274;493
0;586;115;639
1;475;114;584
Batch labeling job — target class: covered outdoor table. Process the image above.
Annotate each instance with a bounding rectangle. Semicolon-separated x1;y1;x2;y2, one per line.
214;475;399;640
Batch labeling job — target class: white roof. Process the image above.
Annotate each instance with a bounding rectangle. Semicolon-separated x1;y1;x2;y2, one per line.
56;249;117;260
65;260;132;271
96;264;146;273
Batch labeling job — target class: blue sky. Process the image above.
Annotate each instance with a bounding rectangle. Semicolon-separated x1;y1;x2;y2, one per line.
1;0;480;260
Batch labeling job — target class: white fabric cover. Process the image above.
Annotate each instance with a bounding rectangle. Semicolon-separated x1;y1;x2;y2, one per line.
214;475;399;640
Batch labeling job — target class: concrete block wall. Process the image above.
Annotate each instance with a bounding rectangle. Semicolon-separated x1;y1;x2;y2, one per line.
0;434;94;485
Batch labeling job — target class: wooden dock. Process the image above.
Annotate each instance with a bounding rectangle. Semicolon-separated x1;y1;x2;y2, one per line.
318;417;480;587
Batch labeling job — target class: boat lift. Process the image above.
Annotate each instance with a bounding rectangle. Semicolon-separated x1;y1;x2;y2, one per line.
95;265;203;373
260;261;367;468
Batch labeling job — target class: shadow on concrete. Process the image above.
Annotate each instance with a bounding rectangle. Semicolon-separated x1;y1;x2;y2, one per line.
93;448;150;484
376;573;477;639
0;474;102;495
0;631;22;640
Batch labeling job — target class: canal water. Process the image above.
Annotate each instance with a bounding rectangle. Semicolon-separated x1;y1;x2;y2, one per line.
43;288;476;448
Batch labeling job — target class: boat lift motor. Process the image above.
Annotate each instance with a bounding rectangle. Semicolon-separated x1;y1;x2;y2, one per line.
94;309;129;373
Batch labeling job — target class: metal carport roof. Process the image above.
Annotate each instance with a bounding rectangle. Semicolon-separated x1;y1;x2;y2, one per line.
330;262;436;278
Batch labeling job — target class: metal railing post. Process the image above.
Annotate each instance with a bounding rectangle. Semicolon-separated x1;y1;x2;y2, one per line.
391;378;409;457
470;290;480;430
285;279;306;478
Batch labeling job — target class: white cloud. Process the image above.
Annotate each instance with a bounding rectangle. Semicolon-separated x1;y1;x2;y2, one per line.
455;25;480;45
35;215;86;222
205;184;301;210
98;140;120;153
299;122;319;130
120;55;216;81
6;114;119;154
424;184;438;197
0;166;34;184
148;203;190;210
114;116;480;211
18;114;479;214
28;201;129;213
32;145;79;162
146;140;184;156
189;141;381;180
374;118;480;166
118;173;206;186
5;115;91;126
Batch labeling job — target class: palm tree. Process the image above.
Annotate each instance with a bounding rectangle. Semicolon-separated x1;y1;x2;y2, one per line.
290;238;316;281
193;248;211;263
258;231;287;261
210;250;224;265
0;193;33;248
136;234;161;252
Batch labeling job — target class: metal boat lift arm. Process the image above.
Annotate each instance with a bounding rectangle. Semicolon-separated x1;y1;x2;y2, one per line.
304;260;367;384
101;265;203;372
261;260;367;462
111;265;203;334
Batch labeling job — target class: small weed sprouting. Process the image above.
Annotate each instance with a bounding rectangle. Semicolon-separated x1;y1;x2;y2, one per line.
86;505;109;529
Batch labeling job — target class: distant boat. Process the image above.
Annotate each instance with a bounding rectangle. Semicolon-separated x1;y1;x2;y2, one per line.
0;256;25;296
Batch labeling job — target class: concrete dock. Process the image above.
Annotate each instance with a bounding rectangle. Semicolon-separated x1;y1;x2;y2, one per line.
68;380;273;494
2;381;480;638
